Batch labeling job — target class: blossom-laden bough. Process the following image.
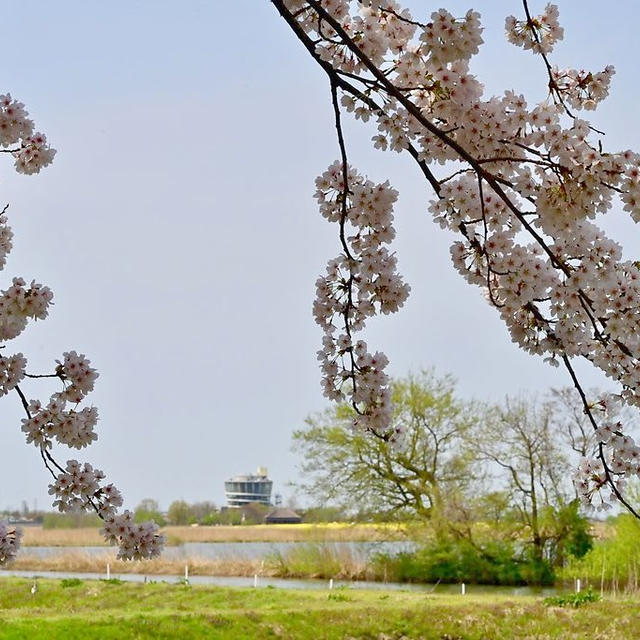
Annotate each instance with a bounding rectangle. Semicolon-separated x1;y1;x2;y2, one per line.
0;95;165;565
272;0;640;516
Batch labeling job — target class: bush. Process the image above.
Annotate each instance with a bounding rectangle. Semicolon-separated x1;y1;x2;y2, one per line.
373;538;555;586
61;578;83;588
544;588;600;608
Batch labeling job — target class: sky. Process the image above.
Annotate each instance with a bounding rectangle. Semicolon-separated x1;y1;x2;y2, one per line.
1;1;639;513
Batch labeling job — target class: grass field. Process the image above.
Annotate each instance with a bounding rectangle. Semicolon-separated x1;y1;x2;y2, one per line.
0;577;636;639
20;522;410;547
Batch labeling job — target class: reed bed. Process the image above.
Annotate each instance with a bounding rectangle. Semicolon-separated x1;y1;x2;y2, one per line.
21;527;107;547
163;523;409;544
11;551;265;577
21;522;411;547
9;543;376;580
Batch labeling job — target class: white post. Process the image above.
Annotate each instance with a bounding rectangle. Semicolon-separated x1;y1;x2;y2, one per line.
329;578;334;590
576;578;581;593
461;582;466;595
106;563;110;580
254;574;258;588
185;565;189;583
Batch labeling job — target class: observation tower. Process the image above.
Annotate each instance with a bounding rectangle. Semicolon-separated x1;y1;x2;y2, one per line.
224;466;273;507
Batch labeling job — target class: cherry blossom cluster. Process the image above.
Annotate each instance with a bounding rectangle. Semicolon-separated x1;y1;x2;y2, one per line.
102;510;166;560
0;94;37;146
0;353;26;396
56;350;99;403
22;397;98;449
0;212;13;269
14;132;56;175
550;65;615;111
505;3;563;54
275;0;640;512
0;95;164;564
48;460;122;515
420;9;483;67
0;94;55;174
0;276;53;341
572;396;638;511
0;520;22;565
46;461;166;557
313;161;409;441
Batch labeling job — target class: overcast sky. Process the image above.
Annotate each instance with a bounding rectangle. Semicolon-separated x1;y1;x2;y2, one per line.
1;1;639;513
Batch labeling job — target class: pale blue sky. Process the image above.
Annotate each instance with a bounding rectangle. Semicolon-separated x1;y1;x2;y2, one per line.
1;1;639;512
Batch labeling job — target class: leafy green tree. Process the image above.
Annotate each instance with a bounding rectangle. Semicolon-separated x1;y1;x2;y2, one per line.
167;500;192;526
134;499;166;527
293;371;477;525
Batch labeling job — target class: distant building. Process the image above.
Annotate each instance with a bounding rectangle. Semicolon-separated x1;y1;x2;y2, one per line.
224;466;273;507
264;507;302;524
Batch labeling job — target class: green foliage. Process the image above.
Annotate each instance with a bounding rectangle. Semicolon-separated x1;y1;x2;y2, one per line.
374;538;555;586
563;514;640;589
538;501;593;567
42;512;102;529
293;370;478;520
60;578;83;588
134;498;166;527
167;500;191;525
544;588;600;608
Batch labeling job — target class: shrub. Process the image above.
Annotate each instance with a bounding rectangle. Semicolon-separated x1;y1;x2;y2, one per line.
373;538;555;586
61;578;83;588
544;588;600;608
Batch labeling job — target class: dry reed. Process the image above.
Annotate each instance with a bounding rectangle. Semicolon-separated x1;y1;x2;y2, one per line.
8;544;375;580
21;523;410;547
11;551;266;577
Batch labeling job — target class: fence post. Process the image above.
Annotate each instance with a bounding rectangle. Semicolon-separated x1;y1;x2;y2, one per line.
461;583;466;595
184;565;189;584
254;574;258;588
329;578;334;590
576;578;581;593
106;563;110;580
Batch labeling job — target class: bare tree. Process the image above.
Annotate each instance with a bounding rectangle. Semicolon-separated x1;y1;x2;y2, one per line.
473;393;592;569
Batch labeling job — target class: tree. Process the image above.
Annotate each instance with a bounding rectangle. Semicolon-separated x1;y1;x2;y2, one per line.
472;393;592;572
134;499;166;527
272;1;640;517
0;95;163;566
293;372;477;523
167;500;192;526
189;501;218;524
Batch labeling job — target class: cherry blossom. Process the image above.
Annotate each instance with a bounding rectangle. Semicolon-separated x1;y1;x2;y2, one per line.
0;96;164;565
274;0;640;515
0;520;22;565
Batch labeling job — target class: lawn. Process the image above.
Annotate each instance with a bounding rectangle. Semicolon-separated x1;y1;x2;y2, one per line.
0;577;637;639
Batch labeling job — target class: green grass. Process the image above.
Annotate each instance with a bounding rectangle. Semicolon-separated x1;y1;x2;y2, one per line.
0;577;636;639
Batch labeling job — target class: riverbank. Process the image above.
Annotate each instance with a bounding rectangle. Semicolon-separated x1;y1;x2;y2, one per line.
20;522;411;546
0;576;634;639
9;542;381;580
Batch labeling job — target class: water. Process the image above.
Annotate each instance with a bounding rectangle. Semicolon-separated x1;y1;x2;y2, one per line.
19;540;416;560
0;568;559;596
